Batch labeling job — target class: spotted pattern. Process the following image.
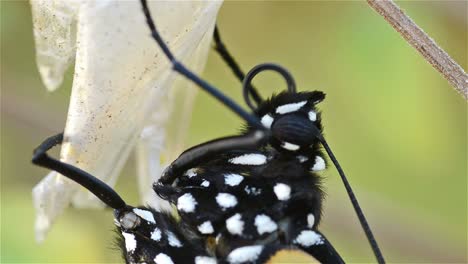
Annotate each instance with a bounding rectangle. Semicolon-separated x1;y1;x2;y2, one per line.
116;91;341;263
177;193;197;213
227;245;264;264
275;101;307;114
228;153;267;165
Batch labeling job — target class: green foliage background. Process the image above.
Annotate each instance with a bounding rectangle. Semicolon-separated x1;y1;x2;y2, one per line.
1;1;466;263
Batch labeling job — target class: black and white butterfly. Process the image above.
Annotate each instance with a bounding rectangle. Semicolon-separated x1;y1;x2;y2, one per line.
32;0;386;263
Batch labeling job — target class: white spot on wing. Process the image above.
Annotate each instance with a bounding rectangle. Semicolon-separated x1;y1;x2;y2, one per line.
177;193;197;213
254;214;278;235
216;193;238;209
198;221;214;234
122;232;136;252
226;213;244;235
154;253;174;264
261;114;274;128
307;214;315;228
281;142;300;151
229;153;267;165
150;227;162;241
293;230;324;247
166;231;183;247
224;173;244;186
311;156;326;171
195;256;217;264
274;183;291;201
276;101;307;114
308;110;317;121
133;208;155;224
227;245;263;263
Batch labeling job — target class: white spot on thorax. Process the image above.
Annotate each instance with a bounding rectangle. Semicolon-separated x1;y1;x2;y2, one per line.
166;231;183;247
276;101;307;114
261;114;274;128
201;180;210;187
224;173;244;186
296;155;308;163
198;221;214;234
195;256;217;264
308;110;317;121
274;183;291;201
244;186;262;196
254;214;278;235
293;230;324;247
216;193;238;209
311;156;326;171
177;193;197;213
227;245;263;263
133;208;156;224
281;141;300;151
184;168;198;178
229;153;267;165
226;213;244;235
307;214;315;228
154;253;174;264
151;227;162;241
122;232;136;252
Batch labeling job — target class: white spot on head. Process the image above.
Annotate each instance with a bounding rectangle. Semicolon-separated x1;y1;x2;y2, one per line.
195;256;217;264
254;214;278;235
244;186;262;196
308;111;317;121
296;155;308;163
261;114;274;128
122;232;136;252
133;208;156;224
201;180;210;187
216;193;238;209
154;253;174;264
150;227;162;241
224;173;244;186
227;245;263;264
294;230;324;247
184;168;198;178
307;214;315;228
177;193;197;213
276;101;307;114
311;156;326;171
281;142;300;151
226;213;244;235
198;221;214;234
166;231;183;247
229;153;267;165
274;183;291;201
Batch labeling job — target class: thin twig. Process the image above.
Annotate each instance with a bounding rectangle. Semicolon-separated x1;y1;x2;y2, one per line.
367;0;468;100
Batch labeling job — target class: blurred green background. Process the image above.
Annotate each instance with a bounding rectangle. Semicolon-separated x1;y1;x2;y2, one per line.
1;1;466;263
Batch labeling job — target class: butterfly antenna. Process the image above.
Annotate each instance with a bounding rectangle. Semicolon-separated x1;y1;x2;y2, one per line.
310;126;385;264
140;0;264;131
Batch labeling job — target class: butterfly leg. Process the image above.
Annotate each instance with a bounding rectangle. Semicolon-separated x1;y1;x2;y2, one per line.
159;131;270;184
212;26;262;104
32;132;126;209
140;0;263;130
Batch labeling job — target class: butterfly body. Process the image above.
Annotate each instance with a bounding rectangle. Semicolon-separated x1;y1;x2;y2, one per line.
112;91;345;263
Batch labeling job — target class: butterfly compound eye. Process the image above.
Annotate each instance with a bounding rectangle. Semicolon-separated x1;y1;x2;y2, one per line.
271;114;317;146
